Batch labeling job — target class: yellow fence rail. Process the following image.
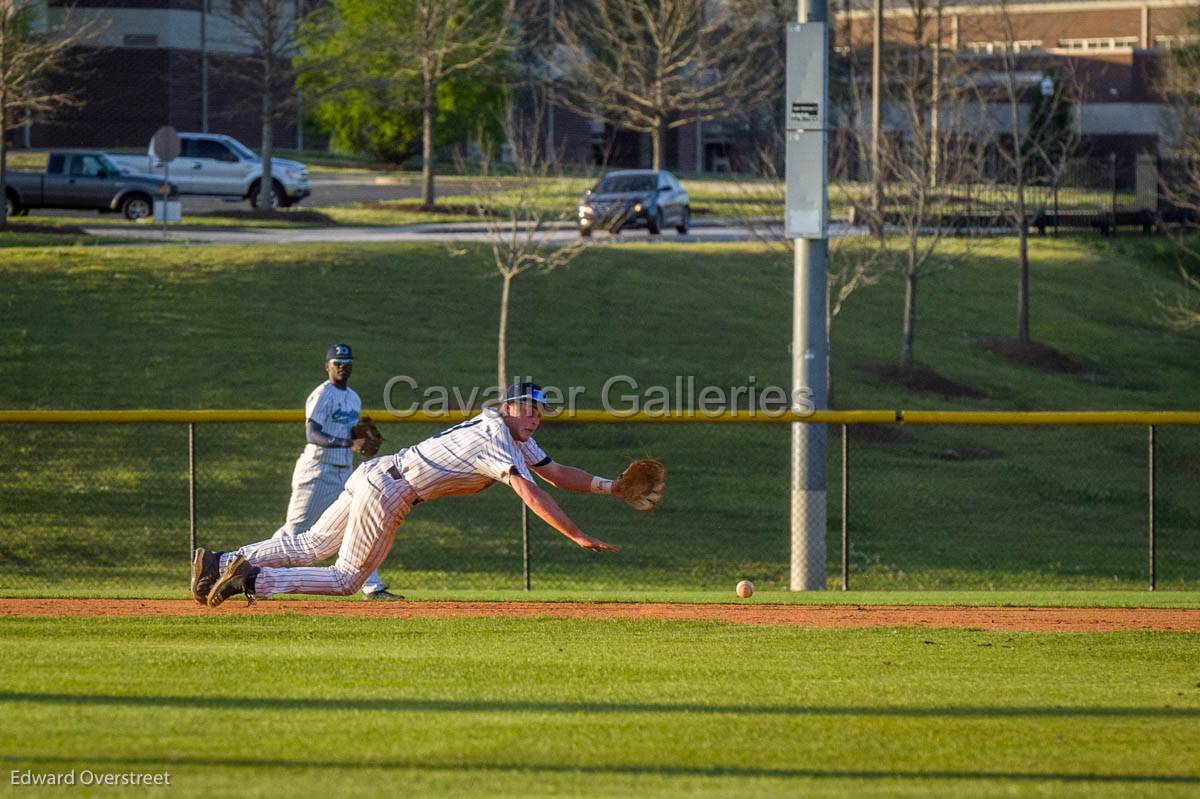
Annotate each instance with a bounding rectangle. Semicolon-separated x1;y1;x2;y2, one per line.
2;409;1200;425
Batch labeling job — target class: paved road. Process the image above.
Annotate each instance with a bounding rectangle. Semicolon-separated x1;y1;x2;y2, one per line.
44;170;858;244
80;220;861;245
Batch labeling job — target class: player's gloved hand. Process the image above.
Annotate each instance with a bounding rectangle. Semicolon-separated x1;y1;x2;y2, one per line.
574;534;620;554
350;416;384;458
614;459;666;512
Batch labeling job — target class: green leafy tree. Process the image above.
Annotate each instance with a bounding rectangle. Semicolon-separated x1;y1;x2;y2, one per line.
298;0;513;207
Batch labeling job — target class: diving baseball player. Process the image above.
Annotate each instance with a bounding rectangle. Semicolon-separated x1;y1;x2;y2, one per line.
190;382;665;606
277;343;395;600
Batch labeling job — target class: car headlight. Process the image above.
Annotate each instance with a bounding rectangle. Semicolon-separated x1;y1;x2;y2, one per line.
634;202;643;213
580;205;593;216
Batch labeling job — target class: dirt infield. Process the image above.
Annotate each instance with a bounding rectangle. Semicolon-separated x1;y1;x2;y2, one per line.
2;599;1198;631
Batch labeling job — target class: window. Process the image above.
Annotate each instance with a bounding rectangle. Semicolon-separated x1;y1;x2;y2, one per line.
224;138;258;160
964;40;1042;54
69;155;107;177
185;139;237;162
47;154;65;174
1057;36;1139;51
593;174;656;194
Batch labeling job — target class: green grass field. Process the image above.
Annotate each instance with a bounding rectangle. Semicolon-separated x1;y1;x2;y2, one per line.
2;181;1198;799
1;613;1197;798
0;236;1198;592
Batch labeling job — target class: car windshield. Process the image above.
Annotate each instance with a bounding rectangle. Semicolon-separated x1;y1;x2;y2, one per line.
225;138;259;161
593;175;656;194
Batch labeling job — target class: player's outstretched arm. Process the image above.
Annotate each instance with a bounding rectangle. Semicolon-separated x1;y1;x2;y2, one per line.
531;461;624;499
509;474;619;554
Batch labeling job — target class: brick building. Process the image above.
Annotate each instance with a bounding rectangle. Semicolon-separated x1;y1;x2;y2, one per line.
12;0;1196;170
13;0;299;150
839;0;1197;164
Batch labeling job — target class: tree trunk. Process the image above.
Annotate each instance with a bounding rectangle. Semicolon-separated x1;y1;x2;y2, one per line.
260;55;274;211
930;1;942;190
1017;211;1031;343
1012;146;1032;343
421;74;437;210
0;90;8;227
497;271;513;392
651;123;662;171
1005;46;1031;344
825;278;835;408
900;264;918;368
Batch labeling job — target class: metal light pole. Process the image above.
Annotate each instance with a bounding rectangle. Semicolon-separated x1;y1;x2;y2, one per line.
871;0;882;223
785;0;829;590
201;0;209;133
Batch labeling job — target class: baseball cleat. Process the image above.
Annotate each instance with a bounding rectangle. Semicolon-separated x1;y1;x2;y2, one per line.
206;555;259;608
189;548;222;606
362;589;405;601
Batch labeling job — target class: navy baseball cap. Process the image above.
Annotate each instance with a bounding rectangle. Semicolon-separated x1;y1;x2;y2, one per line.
325;343;353;362
502;381;552;408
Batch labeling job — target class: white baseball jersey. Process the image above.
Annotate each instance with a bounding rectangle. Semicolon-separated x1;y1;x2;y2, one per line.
392;408;551;501
227;408;551;598
299;381;361;468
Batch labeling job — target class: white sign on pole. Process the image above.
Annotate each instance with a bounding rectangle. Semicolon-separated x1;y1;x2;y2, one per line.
784;22;828;239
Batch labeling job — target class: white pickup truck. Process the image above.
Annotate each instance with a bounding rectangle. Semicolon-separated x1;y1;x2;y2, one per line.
109;132;310;209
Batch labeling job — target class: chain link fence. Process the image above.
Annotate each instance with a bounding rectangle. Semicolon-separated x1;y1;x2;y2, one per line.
0;416;1197;593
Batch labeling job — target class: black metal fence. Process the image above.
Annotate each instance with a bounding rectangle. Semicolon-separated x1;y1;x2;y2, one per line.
864;154;1197;235
1;416;1197;594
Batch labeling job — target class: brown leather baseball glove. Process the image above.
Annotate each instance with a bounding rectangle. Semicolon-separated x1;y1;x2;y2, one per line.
350;415;383;458
615;459;666;512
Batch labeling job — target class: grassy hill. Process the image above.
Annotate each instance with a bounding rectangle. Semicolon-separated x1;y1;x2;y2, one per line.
1;235;1198;593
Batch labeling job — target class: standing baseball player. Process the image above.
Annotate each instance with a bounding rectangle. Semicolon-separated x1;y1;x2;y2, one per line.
190;382;666;606
276;343;396;600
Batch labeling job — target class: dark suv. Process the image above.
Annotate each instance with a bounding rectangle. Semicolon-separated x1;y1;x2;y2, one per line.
578;170;690;236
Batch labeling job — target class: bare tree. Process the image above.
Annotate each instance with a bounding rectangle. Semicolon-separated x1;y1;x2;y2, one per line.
0;0;91;226
878;0;985;369
462;97;592;390
216;0;302;210
1156;8;1200;328
975;0;1081;344
553;0;776;170
306;0;513;210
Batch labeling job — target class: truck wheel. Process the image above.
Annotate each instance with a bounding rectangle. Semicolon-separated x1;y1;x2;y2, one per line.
122;194;153;221
249;180;286;210
4;191;21;219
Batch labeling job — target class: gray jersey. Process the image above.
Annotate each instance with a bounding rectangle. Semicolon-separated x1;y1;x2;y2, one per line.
299;381;361;468
393;408;550;501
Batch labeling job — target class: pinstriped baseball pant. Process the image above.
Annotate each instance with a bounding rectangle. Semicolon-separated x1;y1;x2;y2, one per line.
230;461;416;597
274;459;386;594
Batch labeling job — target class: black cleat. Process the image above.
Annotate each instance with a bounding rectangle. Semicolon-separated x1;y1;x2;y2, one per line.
189;548;222;606
362;589;405;601
207;555;259;608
